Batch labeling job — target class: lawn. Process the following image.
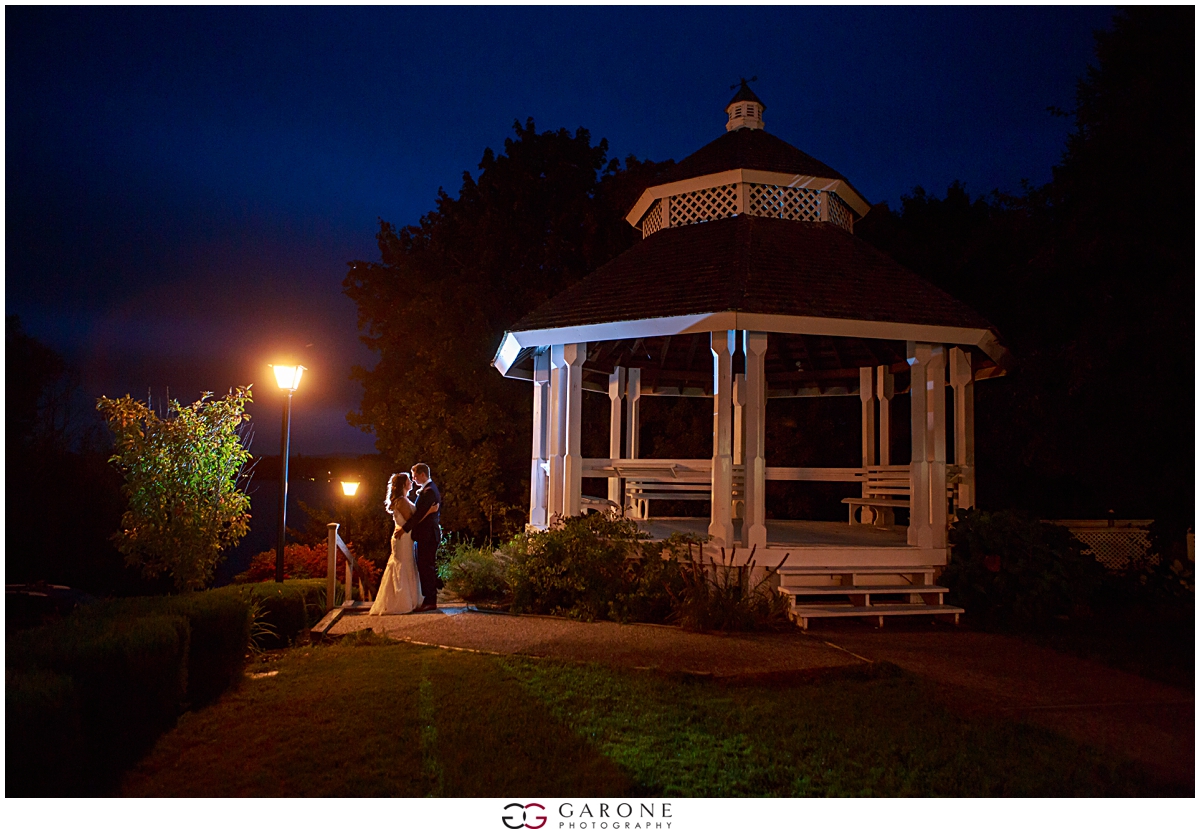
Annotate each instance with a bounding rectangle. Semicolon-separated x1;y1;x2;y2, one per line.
122;632;1173;797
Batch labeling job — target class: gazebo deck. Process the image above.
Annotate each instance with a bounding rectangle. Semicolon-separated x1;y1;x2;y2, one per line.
635;517;908;547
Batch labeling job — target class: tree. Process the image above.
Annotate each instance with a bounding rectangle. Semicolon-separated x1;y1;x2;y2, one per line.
97;388;255;592
345;118;672;535
859;7;1193;520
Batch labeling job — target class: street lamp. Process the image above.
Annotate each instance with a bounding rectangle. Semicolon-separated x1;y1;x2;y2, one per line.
271;364;305;582
340;481;361;496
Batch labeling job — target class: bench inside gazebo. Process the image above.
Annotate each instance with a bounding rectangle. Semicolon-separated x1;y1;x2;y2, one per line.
490;82;1007;627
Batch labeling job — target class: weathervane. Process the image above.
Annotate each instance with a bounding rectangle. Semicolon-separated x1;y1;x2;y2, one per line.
730;75;758;90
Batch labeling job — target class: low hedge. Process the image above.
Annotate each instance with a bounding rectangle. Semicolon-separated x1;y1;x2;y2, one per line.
5;578;323;795
7;613;190;794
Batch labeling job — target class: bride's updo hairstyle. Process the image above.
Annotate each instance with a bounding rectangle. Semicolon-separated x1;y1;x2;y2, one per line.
385;472;411;514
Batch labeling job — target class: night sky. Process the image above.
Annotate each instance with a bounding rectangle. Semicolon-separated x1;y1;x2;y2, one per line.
6;6;1115;456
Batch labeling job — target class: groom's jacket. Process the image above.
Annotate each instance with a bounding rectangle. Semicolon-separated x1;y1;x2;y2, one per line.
403;481;442;535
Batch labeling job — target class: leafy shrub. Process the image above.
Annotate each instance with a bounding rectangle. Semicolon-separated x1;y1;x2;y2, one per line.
237;543;378;589
232;579;326;648
507;513;645;620
608;533;692;624
667;541;793;632
444;540;510;603
941;509;1109;629
7;612;190;793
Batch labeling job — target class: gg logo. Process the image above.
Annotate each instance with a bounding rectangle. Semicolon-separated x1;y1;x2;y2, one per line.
501;803;547;829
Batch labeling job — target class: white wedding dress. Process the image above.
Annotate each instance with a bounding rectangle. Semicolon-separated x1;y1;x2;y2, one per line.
368;510;424;615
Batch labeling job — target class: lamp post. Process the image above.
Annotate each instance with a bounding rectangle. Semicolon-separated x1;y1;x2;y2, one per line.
272;364;305;582
339;480;360;544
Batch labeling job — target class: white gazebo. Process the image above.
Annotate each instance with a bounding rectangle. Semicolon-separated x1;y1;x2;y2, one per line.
491;82;1008;627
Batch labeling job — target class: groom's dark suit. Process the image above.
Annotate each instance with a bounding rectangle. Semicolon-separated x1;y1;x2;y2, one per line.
402;479;442;607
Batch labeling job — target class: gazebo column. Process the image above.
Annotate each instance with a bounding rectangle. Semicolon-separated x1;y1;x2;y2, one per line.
732;373;746;518
743;331;768;550
529;348;551;529
563;342;587;517
907;342;932;548
607;367;625;505
625;368;642;517
877;366;894;465
859;366;877;475
547;345;568;519
950;347;975;511
928;345;948;549
708;331;736;546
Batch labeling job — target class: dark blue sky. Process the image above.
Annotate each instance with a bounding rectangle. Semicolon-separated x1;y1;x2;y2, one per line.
6;6;1115;455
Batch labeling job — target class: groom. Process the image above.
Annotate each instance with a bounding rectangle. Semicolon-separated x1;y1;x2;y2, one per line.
403;462;442;611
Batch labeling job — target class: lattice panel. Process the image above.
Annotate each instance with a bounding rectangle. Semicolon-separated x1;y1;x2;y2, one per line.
670;184;739;227
747;184;823;222
641;199;663;238
827;193;854;231
1069;528;1152;569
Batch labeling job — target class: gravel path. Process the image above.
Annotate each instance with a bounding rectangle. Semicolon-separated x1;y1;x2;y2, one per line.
330;604;860;677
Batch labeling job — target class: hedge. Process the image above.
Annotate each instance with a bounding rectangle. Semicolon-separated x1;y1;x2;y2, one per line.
4;578;324;795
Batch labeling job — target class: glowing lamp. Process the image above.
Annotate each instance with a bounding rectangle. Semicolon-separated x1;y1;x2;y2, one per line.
272;364;306;392
341;481;361;497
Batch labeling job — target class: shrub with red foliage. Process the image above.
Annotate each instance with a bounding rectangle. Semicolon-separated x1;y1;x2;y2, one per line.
236;543;377;588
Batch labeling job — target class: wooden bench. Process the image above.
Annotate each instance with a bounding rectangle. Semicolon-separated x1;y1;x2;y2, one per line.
841;466;910;527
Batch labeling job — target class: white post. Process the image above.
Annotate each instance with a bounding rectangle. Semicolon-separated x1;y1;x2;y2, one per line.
732;372;746;520
547;344;567;520
950;347;975;511
709;331;735;546
625;367;642;517
743;331;768;550
907;342;932;548
859;366;876;492
529;349;551;528
928;345;948;550
877;366;895;466
626;368;641;460
326;523;338;612
563;342;586;517
607;367;625;505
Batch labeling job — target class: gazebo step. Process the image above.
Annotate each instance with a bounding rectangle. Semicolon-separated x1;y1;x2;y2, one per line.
778;564;938;574
780;585;948;596
788;602;963;630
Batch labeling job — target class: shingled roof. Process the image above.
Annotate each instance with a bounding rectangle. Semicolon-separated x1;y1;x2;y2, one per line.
511;214;994;334
653;129;860;197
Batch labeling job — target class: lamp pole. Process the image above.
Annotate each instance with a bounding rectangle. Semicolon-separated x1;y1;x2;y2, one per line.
271;363;305;583
275;388;294;583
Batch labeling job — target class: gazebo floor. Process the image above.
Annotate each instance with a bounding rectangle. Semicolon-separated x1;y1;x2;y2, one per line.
633;517;944;568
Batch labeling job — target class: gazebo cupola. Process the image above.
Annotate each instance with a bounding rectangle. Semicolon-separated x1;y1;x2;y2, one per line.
625;81;869;240
726;78;765;131
492;83;1008;582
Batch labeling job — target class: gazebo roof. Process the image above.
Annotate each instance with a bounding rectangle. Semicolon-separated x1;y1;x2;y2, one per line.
513;215;993;332
653;127;851;192
496;215;1007;392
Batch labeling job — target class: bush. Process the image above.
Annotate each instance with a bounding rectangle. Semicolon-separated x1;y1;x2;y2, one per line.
231;579;326;649
507;513;645;620
444;539;511;603
941;509;1109;629
237;543;378;590
7;612;190;794
666;540;793;632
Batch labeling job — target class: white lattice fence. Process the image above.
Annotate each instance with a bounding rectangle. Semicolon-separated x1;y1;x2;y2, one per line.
641;200;663;239
827;193;854;231
747;184;822;221
669;184;739;227
1054;523;1153;569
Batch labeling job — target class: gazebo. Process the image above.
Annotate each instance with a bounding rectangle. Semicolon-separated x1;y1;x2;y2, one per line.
491;83;1007;626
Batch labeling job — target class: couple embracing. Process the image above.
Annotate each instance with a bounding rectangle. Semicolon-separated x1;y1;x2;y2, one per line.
368;463;442;615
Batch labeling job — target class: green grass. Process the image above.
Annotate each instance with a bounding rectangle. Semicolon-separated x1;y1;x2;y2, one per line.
122;634;1174;797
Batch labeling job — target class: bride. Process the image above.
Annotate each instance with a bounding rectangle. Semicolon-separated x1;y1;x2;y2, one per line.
368;472;433;615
